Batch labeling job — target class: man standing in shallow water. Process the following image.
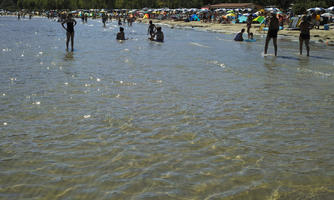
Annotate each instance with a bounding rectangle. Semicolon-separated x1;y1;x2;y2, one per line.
61;14;77;52
264;13;279;56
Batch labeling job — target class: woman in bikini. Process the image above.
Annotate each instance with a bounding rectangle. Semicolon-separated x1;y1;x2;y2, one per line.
62;14;77;51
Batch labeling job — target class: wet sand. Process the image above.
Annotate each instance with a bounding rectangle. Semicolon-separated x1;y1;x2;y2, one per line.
141;19;334;45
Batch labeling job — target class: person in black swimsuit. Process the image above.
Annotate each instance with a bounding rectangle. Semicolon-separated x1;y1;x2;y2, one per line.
62;14;77;51
148;20;156;40
299;16;312;56
264;13;279;56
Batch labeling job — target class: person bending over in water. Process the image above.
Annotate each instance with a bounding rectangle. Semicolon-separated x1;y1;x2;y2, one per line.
61;14;77;51
299;16;312;56
264;13;279;56
234;28;245;41
150;26;164;42
148;20;156;40
116;27;126;40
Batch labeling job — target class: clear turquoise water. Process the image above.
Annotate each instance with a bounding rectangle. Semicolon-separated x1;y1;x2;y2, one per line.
0;16;334;199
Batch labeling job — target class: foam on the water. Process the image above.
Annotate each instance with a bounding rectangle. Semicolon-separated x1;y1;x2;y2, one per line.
189;42;210;48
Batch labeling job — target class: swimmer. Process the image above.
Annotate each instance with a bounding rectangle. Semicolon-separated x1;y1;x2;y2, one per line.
234;28;245;41
299;16;312;56
264;13;279;56
148;20;156;40
61;14;77;51
116;27;126;40
150;26;164;42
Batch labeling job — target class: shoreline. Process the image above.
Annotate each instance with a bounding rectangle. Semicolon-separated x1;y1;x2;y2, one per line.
140;19;334;45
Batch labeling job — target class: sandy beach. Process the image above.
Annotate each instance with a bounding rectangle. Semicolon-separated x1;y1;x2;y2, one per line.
141;19;334;44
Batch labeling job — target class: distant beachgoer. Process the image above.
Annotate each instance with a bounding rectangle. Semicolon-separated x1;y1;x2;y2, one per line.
81;14;85;23
18;12;20;20
116;27;126;40
84;14;88;23
234;28;245;41
150;26;164;42
315;13;321;29
299;16;312;56
118;18;122;25
61;14;77;51
102;13;107;27
148;20;156;40
264;13;279;56
246;15;253;39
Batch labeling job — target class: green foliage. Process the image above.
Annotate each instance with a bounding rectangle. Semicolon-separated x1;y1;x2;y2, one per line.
1;0;17;10
292;0;331;14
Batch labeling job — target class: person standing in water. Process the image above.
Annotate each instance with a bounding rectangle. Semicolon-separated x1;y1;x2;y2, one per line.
102;13;107;27
246;15;253;39
61;14;77;51
299;16;312;56
264;13;280;56
148;20;156;40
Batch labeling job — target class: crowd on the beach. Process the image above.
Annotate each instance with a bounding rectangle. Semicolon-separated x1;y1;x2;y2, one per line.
4;6;333;56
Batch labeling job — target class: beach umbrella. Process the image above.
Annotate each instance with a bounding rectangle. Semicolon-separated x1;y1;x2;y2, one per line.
226;13;236;17
265;8;280;12
327;6;334;12
227;10;234;13
321;13;334;17
253;16;265;23
307;7;324;12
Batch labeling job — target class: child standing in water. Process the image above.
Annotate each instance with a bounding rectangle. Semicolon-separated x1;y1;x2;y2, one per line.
61;14;77;51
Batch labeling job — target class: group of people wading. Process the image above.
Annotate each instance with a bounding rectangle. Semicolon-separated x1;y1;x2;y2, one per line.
234;13;312;57
61;14;164;52
61;13;311;56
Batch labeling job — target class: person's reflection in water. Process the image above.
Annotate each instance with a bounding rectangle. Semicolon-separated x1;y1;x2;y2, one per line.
64;52;74;61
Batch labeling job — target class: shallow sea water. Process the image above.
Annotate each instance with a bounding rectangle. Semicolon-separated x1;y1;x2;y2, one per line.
0;16;334;199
